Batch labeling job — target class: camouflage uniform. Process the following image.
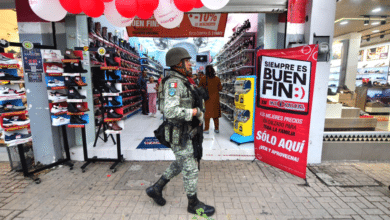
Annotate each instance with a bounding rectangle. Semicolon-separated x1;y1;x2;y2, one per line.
161;70;198;196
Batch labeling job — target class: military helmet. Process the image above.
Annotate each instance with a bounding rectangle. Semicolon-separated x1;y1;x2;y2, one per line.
166;47;192;67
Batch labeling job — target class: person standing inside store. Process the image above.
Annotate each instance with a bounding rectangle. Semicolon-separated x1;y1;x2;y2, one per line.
138;70;149;115
147;77;158;117
199;65;222;134
145;47;215;217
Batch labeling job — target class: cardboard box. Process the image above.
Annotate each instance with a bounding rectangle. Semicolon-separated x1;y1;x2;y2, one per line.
341;107;360;118
338;92;356;107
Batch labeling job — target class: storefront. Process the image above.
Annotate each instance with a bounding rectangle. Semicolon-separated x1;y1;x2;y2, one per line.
0;0;338;176
323;0;390;161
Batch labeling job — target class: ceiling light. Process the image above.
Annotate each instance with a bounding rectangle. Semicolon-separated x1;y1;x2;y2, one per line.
372;22;380;25
372;30;380;33
372;8;382;13
340;21;348;25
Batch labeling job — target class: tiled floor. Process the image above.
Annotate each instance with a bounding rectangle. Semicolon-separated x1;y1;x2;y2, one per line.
1;161;390;220
71;111;255;161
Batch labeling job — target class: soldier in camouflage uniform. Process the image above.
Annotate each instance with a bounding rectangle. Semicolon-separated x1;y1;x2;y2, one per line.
146;47;215;217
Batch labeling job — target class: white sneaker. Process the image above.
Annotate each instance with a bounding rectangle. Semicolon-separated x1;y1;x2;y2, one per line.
48;79;65;87
0;87;9;96
51;105;62;114
46;65;64;73
12;118;30;126
52;116;70;126
0;54;18;64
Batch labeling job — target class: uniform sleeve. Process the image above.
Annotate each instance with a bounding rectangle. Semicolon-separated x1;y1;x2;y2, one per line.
163;79;193;121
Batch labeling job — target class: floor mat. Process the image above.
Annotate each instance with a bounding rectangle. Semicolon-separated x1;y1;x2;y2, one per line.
308;164;384;187
114;161;171;190
136;137;169;149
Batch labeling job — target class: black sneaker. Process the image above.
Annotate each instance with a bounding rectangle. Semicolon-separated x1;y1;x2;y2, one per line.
110;99;121;106
107;109;122;118
67;103;80;113
70;115;87;124
63;63;76;73
68;87;86;99
73;61;88;73
104;82;120;93
0;72;21;80
64;76;77;87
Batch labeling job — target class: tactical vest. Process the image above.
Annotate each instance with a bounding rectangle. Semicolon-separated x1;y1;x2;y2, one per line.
158;71;194;113
159;71;194;146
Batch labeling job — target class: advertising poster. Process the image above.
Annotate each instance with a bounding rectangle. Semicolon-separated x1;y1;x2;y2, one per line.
127;13;228;38
22;48;43;73
358;50;364;62
366;46;388;61
255;45;318;179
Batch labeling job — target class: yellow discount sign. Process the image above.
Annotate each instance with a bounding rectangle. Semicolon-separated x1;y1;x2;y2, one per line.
98;47;106;56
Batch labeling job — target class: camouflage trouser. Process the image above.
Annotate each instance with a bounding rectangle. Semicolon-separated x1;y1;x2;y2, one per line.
162;139;198;196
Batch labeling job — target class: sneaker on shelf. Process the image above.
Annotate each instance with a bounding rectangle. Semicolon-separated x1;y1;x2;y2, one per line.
2;118;14;127
107;121;122;131
11;118;30;126
0;72;21;81
51;105;64;114
46;65;64;73
52;116;70;126
42;50;62;60
49;92;67;101
70;115;87;124
5;133;32;144
2;103;26;112
48;79;65;87
0;54;18;65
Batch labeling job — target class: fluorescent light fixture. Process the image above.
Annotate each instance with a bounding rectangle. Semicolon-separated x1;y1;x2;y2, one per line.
372;8;381;13
372;30;380;33
371;22;380;25
340;21;348;25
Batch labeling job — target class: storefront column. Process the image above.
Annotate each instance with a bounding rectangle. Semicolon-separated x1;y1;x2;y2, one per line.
15;0;67;164
336;33;362;91
304;0;337;163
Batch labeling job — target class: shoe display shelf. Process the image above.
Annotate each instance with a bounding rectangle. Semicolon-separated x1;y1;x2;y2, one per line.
44;49;90;128
328;65;340;93
0;60;31;146
214;20;256;125
140;56;163;78
356;66;389;87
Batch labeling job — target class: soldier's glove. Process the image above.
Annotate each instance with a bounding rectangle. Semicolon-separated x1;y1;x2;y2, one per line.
196;108;204;125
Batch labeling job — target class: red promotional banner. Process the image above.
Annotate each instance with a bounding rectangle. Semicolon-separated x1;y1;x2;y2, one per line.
126;13;228;38
255;45;318;179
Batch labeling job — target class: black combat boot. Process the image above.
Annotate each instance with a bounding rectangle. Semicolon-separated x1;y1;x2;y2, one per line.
146;176;170;206
187;194;215;217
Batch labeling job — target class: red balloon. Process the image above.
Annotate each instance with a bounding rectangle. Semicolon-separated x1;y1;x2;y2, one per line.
137;7;154;20
174;0;196;12
59;0;82;14
138;0;159;12
116;0;138;18
80;0;105;18
194;0;203;8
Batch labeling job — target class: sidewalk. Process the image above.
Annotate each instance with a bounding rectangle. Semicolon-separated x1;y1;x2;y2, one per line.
0;161;389;220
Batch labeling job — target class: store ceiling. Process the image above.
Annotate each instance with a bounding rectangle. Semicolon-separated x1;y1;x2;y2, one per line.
334;0;390;45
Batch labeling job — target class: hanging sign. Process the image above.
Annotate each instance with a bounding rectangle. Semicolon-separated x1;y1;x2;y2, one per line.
255;44;318;179
126;13;228;38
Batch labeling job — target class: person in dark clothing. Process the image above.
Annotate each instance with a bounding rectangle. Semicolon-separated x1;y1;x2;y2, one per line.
138;70;149;115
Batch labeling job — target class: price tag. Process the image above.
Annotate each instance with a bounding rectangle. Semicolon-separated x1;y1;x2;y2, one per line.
6;105;12;108
110;109;114;113
70;90;74;94
16;135;21;139
108;97;112;101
